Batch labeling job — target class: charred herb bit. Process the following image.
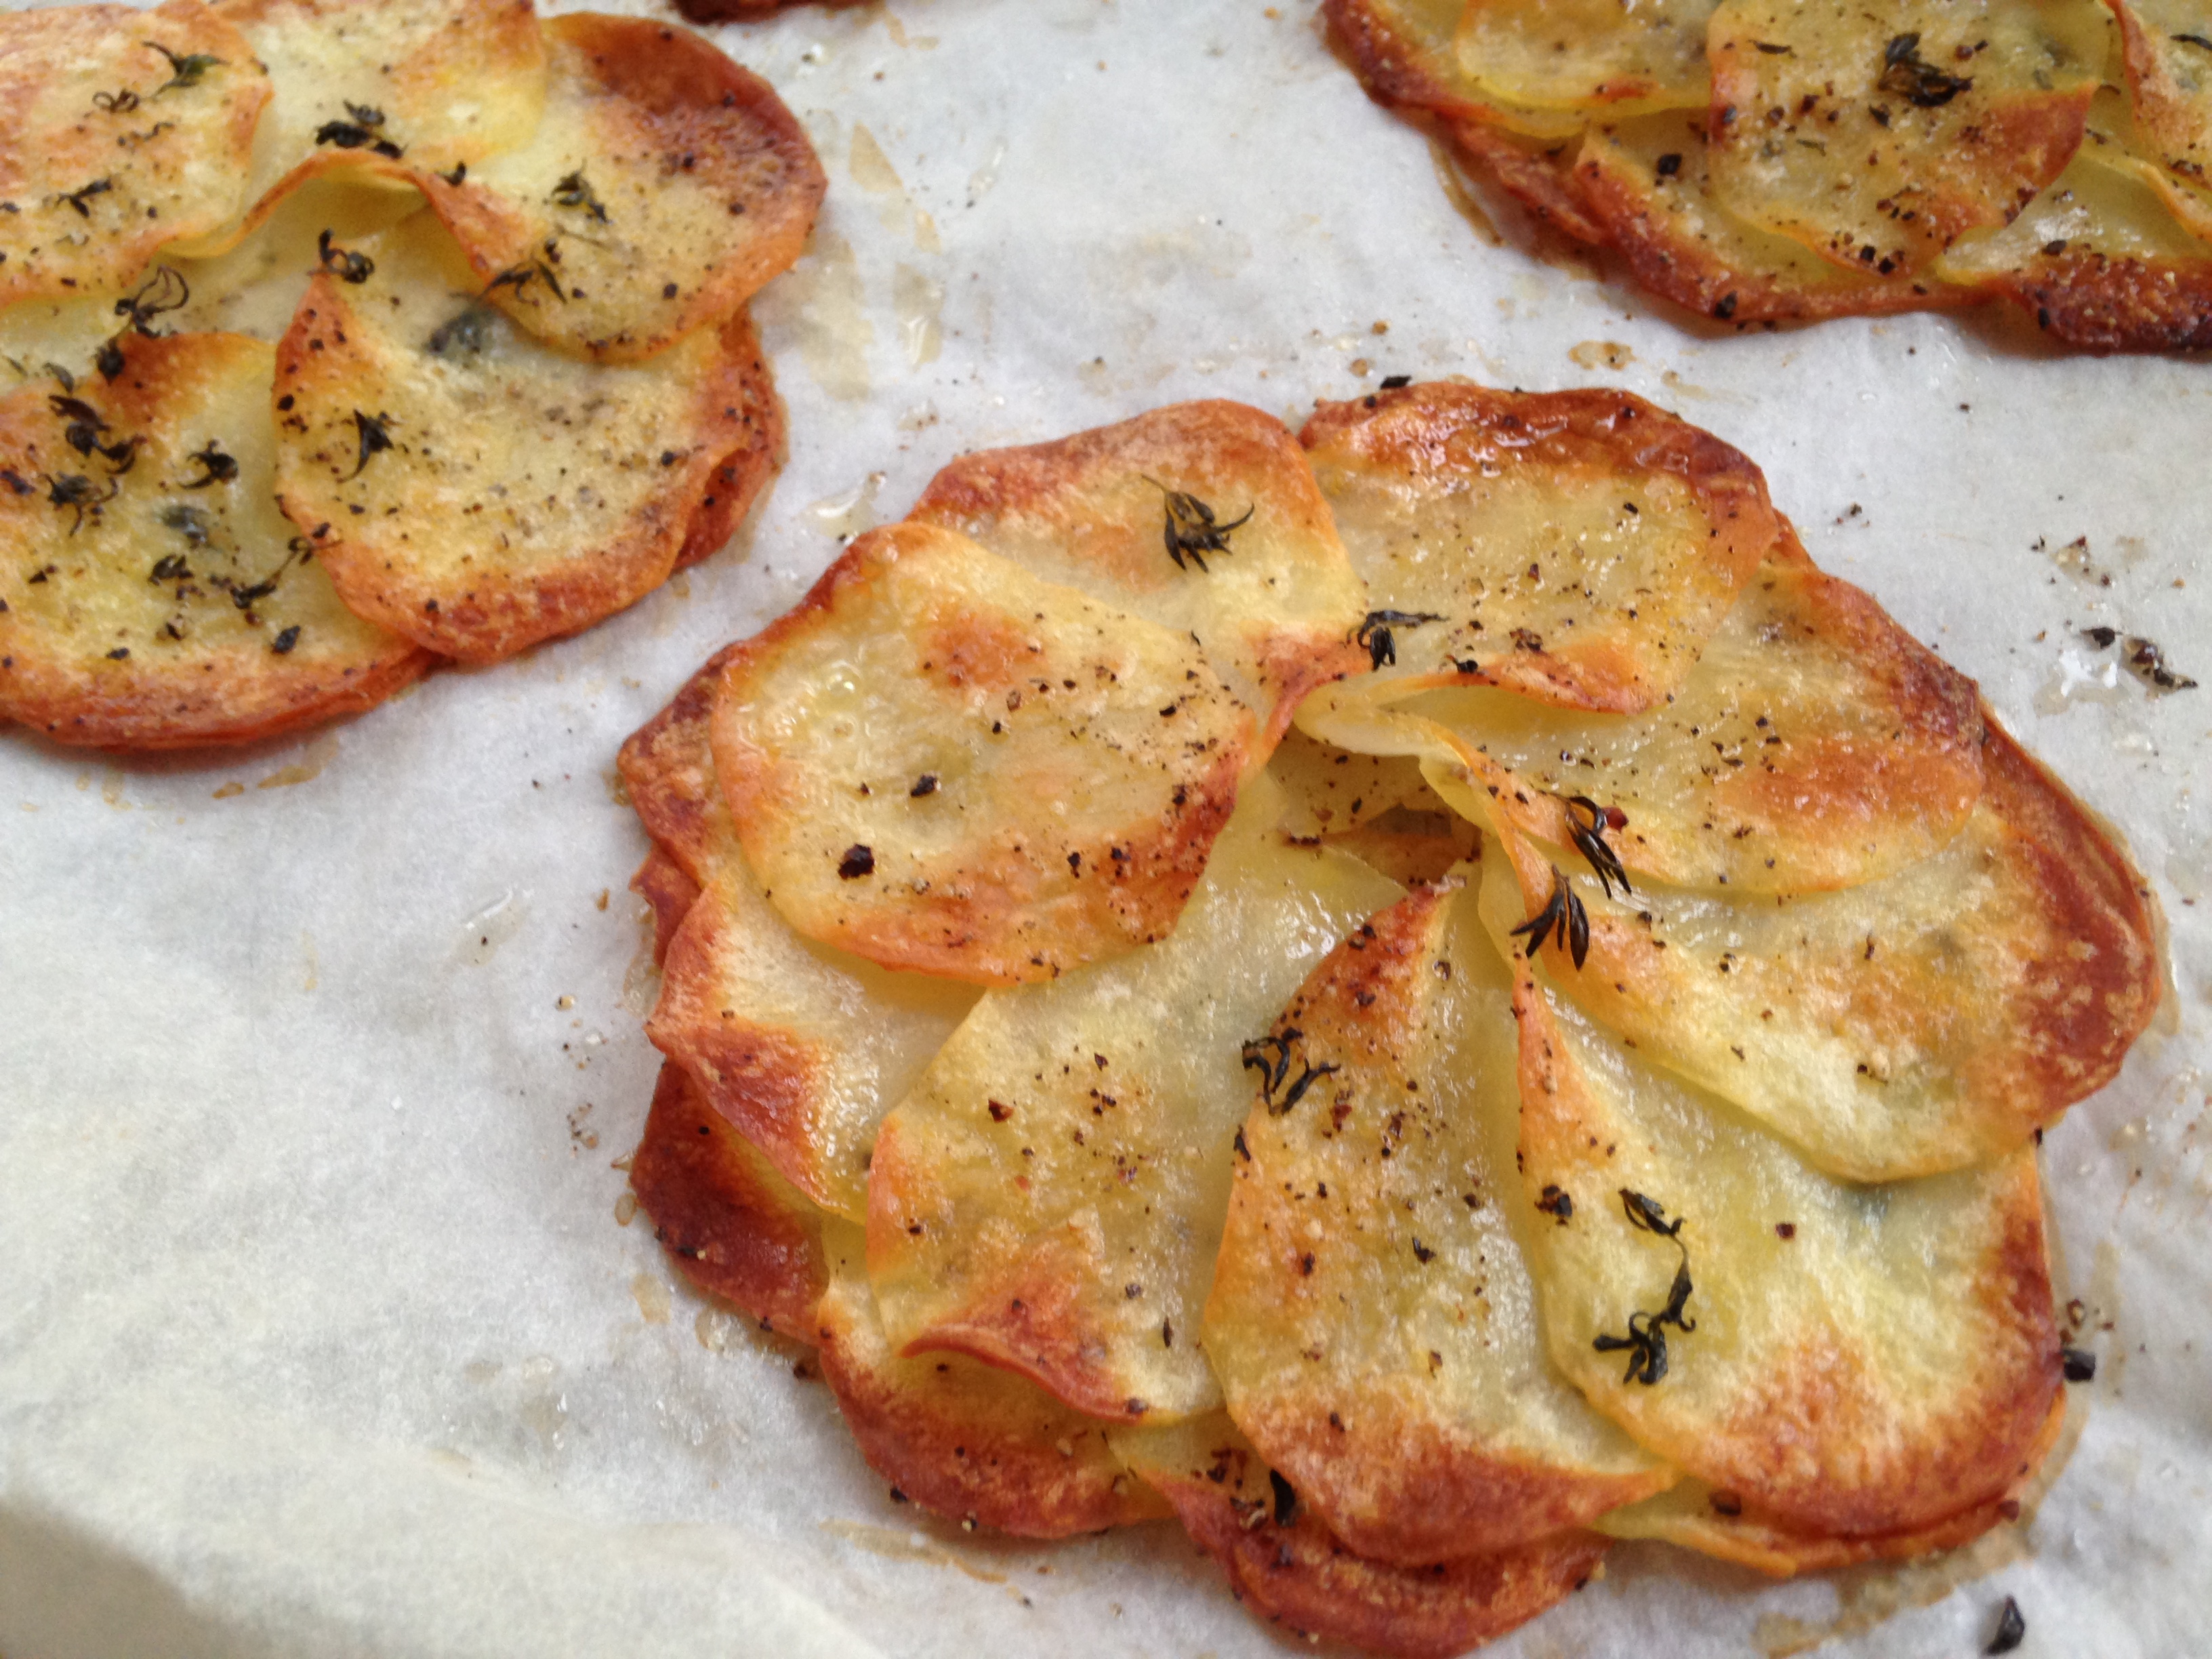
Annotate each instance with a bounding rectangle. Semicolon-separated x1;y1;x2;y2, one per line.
425;303;497;359
146;41;224;94
57;177;114;218
550;169;610;223
316;228;374;284
92;89;142;115
1274;1061;1340;1117
158;502;212;546
2080;624;2119;649
94;338;126;381
1143;476;1252;573
148;552;192;583
345;409;395;480
224;540;307;610
51;394;109;455
0;468;33;496
1592;1188;1697;1387
2173;31;2212;51
114;266;190;335
836;843;875;879
2060;1346;2097;1382
178;440;237;489
909;772;939;798
1378;373;1412;390
1268;1469;1299;1528
2122;635;2198;693
1985;1595;2026;1655
484;258;567;304
270;625;301;655
1354;608;1443;670
44;363;75;393
1240;1029;1303;1105
314;104;404;159
44;471;117;533
1562;794;1632;900
1878;33;1973;108
1535;1185;1574;1223
1509;865;1592;970
438;161;468;186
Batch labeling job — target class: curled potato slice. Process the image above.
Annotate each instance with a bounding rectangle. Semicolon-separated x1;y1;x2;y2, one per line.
272;210;780;663
1506;975;2062;1538
1300;384;1779;716
1326;0;1592;140
1705;0;2106;276
1114;1416;1610;1659
412;12;823;362
0;2;269;307
1439;117;1610;241
1454;0;1717;117
865;777;1401;1423
1269;725;1435;839
711;521;1258;987
0;329;428;748
626;652;979;1221
1475;718;2159;1180
211;0;544;232
1206;880;1672;1565
906;401;1369;750
2108;0;2212;234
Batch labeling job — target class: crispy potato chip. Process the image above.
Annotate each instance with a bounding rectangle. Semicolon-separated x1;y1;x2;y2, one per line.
2108;0;2212;226
0;2;269;308
272;210;781;663
0;329;430;749
1477;717;2159;1180
411;13;823;363
711;520;1259;986
1938;141;2212;350
1577;113;1975;321
630;652;979;1221
1454;0;1716;117
1299;384;1780;716
211;0;544;232
1326;0;1592;140
865;779;1401;1422
813;1222;1171;1537
1504;975;2062;1538
906;402;1369;750
630;1060;827;1340
634;844;701;966
1115;1416;1610;1659
1206;881;1672;1565
1705;0;2106;277
1439;117;1610;241
1366;550;1990;894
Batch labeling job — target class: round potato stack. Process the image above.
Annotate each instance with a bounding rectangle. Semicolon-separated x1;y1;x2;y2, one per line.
1330;0;2212;350
621;387;2160;1657
0;0;823;748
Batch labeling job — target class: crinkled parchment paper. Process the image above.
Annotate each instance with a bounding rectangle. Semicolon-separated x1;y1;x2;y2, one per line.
3;3;2207;1655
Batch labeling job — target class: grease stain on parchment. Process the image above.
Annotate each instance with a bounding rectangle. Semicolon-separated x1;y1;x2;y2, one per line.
1427;138;1499;245
894;263;944;366
258;733;339;790
779;231;873;403
821;1519;1009;1584
631;1271;672;1325
457;890;528;965
806;471;886;539
1570;340;1636;371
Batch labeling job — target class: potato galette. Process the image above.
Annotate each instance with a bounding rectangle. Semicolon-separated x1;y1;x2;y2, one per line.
621;388;2158;1657
0;0;820;748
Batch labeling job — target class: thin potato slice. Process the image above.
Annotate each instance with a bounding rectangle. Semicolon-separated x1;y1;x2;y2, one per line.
1440;117;1609;242
412;13;824;363
1938;141;2212;350
1359;550;1989;894
1325;0;1593;140
2108;0;2212;231
1705;0;2106;276
272;210;781;663
1454;0;1717;117
814;1222;1170;1537
1206;881;1672;1566
1505;975;2063;1538
211;0;544;233
1578;113;1975;322
0;329;429;749
0;2;269;308
906;401;1369;751
1476;718;2159;1180
628;652;979;1221
1319;804;1478;888
1270;725;1435;839
865;779;1401;1423
712;521;1258;987
1114;1417;1610;1659
1299;384;1780;716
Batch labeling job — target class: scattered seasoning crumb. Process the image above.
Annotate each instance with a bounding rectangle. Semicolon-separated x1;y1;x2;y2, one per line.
836;844;874;879
2061;1346;2096;1382
1985;1595;2026;1654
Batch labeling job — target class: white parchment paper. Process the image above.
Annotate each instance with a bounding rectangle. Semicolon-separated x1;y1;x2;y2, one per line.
3;3;2208;1655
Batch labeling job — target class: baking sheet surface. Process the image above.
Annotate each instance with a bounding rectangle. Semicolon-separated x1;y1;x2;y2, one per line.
2;3;2208;1656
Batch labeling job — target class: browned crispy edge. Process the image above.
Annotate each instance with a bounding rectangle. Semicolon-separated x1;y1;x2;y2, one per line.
674;308;787;570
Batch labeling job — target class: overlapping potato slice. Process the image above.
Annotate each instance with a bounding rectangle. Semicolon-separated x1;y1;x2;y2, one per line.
1113;1417;1610;1659
1298;384;1779;716
0;2;269;308
626;653;979;1221
1475;720;2159;1179
411;12;824;363
1326;0;1593;140
1504;975;2062;1538
1438;117;1610;241
210;0;544;231
1705;0;2107;277
1270;726;1436;839
2108;0;2212;235
905;402;1369;750
271;209;780;663
710;521;1259;987
1206;880;1672;1565
1938;140;2212;350
1577;113;1974;321
0;329;429;748
1453;0;1715;117
865;777;1401;1422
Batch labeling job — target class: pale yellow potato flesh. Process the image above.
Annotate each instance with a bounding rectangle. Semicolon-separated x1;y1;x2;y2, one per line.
1206;880;1672;1566
1705;0;2108;276
0;1;270;306
865;777;1401;1424
1326;0;1593;140
1455;0;1717;117
0;328;426;747
1505;975;2062;1538
2108;0;2212;234
1269;724;1436;839
711;520;1258;987
271;209;778;663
